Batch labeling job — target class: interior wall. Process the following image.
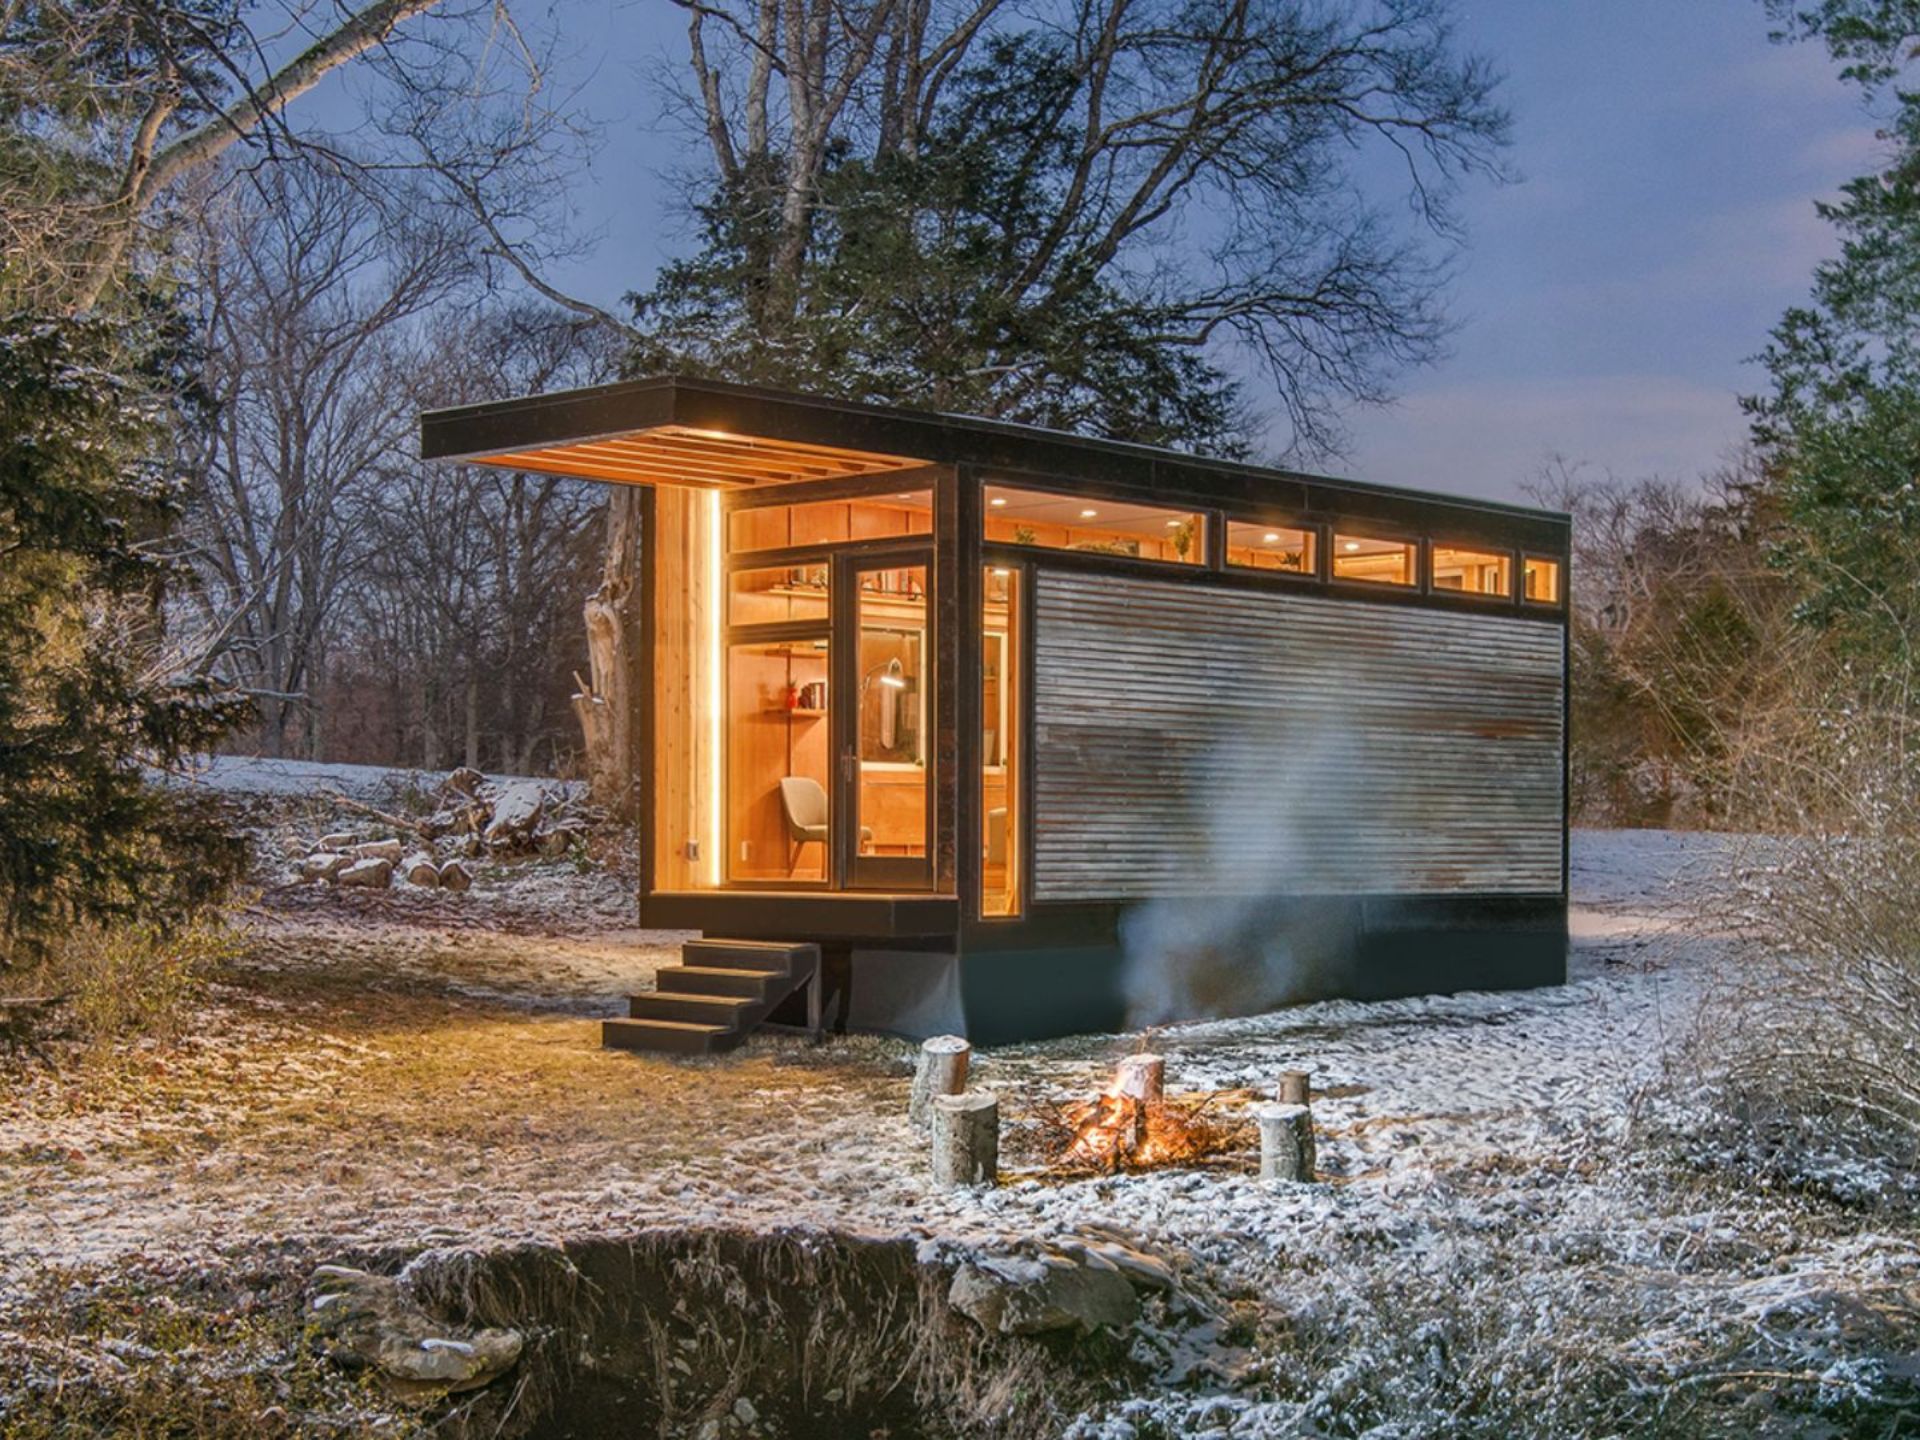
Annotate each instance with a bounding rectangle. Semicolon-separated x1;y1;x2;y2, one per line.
650;487;718;892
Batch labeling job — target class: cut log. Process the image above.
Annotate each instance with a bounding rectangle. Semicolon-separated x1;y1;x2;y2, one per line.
909;1035;972;1131
318;832;358;851
401;852;441;887
931;1091;998;1189
337;857;393;889
1277;1069;1311;1106
1253;1102;1314;1183
1114;1053;1165;1104
353;838;405;863
437;860;473;893
300;851;353;883
483;780;545;846
443;766;485;798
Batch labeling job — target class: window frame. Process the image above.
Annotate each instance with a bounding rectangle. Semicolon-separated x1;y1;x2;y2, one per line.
981;478;1210;570
1521;553;1566;607
1328;527;1423;590
1223;517;1324;580
1427;540;1518;602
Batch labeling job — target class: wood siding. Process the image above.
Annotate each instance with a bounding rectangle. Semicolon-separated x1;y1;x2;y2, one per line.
1031;570;1564;900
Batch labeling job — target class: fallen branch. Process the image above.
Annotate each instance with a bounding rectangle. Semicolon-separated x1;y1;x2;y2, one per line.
320;791;428;836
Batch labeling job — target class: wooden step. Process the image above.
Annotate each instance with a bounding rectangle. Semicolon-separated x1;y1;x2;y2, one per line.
657;965;779;1000
601;1017;737;1056
629;991;757;1026
682;939;819;975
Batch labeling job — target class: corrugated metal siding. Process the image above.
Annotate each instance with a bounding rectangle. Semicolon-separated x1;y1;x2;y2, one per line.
1032;570;1565;899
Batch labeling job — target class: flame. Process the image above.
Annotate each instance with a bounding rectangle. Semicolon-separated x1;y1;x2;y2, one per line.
1058;1068;1219;1170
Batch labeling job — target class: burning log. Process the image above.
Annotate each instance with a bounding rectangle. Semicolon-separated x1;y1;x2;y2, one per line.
1277;1069;1311;1106
931;1091;998;1188
1254;1102;1314;1183
910;1035;972;1131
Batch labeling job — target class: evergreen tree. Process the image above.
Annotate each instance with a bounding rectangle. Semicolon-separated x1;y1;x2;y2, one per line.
1750;1;1920;665
0;311;250;964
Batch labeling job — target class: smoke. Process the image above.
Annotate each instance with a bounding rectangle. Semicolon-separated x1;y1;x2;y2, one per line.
1117;721;1400;1028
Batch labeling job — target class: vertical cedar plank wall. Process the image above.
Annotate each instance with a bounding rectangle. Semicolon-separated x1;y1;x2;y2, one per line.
650;487;716;892
1031;570;1565;899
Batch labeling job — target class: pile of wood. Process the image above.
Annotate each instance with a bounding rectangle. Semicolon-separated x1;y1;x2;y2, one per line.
290;768;597;892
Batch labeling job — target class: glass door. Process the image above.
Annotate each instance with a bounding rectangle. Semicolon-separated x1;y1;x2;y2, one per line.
836;549;934;891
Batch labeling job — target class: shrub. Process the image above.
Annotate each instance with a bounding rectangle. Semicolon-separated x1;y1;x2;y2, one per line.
18;917;243;1046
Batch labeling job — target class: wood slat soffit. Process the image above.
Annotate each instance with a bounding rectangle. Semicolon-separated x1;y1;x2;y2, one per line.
471;424;927;490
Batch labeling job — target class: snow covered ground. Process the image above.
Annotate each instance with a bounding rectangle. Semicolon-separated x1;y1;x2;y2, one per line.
2;815;1915;1435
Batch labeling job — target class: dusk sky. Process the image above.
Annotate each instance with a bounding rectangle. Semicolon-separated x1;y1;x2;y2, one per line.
520;1;1876;505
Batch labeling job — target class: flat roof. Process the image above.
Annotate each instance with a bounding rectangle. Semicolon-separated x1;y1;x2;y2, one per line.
420;374;1569;546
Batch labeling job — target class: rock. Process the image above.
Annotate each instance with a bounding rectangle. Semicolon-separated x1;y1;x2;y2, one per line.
353;838;405;863
732;1396;758;1424
308;1265;522;1398
1066;1239;1176;1292
948;1252;1139;1336
337;857;393;889
438;860;473;892
484;780;546;846
319;831;358;850
401;852;441;887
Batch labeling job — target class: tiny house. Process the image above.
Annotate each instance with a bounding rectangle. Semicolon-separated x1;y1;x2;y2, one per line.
421;377;1569;1051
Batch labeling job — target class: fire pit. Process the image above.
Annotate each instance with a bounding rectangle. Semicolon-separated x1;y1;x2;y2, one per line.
1039;1054;1254;1174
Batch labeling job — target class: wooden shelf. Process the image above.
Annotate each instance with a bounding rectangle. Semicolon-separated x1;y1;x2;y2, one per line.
765;707;827;718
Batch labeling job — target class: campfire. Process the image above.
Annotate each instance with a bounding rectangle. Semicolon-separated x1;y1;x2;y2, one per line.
1051;1054;1246;1172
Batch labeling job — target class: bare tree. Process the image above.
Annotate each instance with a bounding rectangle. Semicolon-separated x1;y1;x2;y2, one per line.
181;159;472;757
661;0;1509;453
0;0;581;319
332;305;612;773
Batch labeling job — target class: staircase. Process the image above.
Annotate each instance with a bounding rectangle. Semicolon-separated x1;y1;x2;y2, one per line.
603;939;821;1056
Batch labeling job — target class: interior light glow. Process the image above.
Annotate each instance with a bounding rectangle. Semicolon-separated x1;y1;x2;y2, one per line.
990;496;1008;507
705;490;724;886
1263;531;1281;543
1080;508;1098;519
992;567;1011;577
1165;518;1181;527
1344;540;1361;552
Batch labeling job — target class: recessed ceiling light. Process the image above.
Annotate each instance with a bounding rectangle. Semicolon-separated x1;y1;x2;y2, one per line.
1080;508;1098;519
989;497;1007;507
991;567;1010;577
1344;540;1361;552
1263;531;1281;543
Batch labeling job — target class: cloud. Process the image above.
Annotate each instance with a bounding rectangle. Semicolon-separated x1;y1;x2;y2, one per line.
1340;374;1747;504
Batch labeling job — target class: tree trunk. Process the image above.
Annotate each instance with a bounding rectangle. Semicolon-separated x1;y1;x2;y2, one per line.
1254;1103;1314;1183
909;1035;972;1130
464;669;481;771
575;488;641;815
930;1092;998;1189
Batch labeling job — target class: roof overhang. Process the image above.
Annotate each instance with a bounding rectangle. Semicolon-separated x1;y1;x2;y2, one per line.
420;375;929;490
420;375;1572;550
